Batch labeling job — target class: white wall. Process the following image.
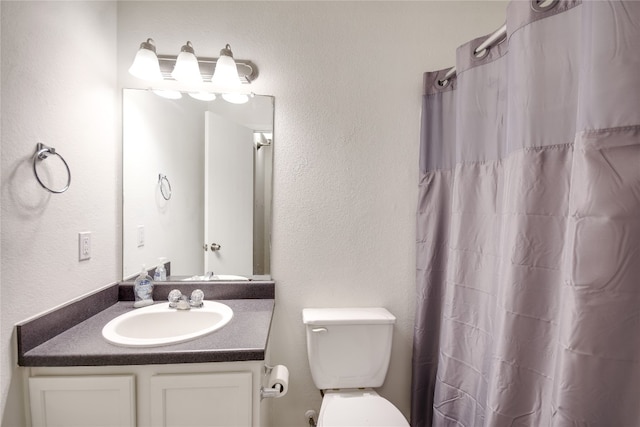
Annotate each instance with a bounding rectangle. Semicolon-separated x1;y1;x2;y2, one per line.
0;1;118;424
0;1;506;424
122;90;205;278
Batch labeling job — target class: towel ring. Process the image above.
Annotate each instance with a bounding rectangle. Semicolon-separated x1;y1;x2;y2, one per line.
158;173;172;200
33;143;71;194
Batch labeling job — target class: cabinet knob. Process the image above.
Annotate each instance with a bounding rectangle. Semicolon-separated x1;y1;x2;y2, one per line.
210;243;221;251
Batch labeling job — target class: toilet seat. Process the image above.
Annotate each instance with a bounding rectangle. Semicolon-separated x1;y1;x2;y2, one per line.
318;389;409;427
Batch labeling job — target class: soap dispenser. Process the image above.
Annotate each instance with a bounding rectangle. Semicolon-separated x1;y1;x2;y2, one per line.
134;265;154;308
154;258;167;281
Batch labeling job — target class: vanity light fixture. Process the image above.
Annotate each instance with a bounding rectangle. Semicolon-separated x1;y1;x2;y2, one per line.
129;38;258;104
171;41;202;84
129;39;163;81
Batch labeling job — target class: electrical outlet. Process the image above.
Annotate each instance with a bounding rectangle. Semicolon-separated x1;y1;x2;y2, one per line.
137;225;145;247
79;232;91;261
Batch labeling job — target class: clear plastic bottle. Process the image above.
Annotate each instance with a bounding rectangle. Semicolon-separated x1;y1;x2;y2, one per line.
154;258;167;281
133;265;154;308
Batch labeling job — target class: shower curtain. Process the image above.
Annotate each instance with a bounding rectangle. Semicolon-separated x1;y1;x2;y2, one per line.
412;1;640;426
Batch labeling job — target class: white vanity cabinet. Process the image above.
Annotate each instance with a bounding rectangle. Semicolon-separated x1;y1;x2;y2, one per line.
27;361;266;427
149;371;252;426
29;375;135;427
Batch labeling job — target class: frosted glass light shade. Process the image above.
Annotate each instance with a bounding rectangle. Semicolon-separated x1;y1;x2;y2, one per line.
129;39;163;81
212;55;241;86
171;42;202;84
212;45;247;104
211;45;242;88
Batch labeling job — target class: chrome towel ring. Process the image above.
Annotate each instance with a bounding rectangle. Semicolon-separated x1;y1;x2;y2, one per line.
33;143;71;194
158;173;172;200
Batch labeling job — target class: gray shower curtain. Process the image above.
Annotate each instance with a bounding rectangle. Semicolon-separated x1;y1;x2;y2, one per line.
412;1;640;426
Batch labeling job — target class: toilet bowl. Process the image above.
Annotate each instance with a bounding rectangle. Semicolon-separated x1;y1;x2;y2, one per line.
318;390;408;427
303;307;409;427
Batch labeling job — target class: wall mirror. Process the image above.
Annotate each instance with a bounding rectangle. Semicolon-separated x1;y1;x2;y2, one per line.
122;89;273;281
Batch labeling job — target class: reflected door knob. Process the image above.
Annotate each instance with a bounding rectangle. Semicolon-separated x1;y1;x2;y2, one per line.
203;244;208;251
210;243;221;251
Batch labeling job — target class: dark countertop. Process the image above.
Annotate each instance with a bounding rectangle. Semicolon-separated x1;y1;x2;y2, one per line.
17;281;275;367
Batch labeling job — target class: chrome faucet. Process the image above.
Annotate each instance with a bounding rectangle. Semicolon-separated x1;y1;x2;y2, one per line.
168;289;205;310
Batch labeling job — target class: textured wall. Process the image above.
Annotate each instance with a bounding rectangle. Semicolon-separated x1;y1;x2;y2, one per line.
0;1;118;424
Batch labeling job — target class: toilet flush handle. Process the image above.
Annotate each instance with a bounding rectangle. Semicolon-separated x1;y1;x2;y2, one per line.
311;327;328;333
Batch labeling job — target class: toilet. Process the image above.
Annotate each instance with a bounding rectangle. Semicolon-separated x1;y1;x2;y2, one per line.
302;307;409;427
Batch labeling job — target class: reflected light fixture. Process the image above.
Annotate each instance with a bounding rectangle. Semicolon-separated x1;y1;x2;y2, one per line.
153;89;182;100
171;41;202;84
221;93;249;104
188;92;217;101
129;39;163;81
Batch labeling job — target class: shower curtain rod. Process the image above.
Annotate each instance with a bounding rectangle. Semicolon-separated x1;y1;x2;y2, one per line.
442;23;507;82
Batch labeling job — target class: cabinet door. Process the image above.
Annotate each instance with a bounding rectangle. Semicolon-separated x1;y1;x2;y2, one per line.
150;371;252;427
29;375;135;427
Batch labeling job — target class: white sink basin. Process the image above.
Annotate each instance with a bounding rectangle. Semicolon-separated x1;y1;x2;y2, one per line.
102;301;233;347
182;274;248;281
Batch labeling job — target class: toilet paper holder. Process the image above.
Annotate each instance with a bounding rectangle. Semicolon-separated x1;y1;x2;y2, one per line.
261;364;289;400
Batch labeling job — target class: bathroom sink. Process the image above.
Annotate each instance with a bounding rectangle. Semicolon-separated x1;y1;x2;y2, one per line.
102;301;233;347
182;274;248;281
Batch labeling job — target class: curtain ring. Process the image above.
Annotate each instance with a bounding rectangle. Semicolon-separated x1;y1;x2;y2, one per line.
32;143;71;194
531;0;559;12
158;173;172;200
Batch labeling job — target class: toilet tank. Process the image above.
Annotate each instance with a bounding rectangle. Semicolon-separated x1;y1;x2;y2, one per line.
302;307;396;390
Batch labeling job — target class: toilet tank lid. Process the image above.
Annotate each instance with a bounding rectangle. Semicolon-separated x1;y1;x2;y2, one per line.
302;308;396;325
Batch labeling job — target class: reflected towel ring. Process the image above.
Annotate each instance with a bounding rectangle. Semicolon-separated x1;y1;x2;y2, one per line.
158;173;172;200
32;143;71;194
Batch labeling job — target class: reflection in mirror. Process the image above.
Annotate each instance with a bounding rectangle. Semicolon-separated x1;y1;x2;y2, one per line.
122;89;273;280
